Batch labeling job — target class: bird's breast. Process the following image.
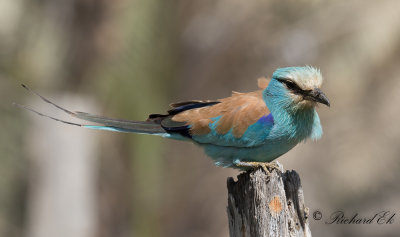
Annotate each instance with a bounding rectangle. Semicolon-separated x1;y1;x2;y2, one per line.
269;107;320;142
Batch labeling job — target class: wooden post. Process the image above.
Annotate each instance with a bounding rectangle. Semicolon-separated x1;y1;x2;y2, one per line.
227;162;312;237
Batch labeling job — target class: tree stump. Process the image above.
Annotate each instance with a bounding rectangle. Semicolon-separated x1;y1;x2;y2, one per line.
227;162;312;237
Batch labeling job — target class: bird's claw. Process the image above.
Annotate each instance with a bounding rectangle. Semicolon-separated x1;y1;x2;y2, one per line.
234;161;282;175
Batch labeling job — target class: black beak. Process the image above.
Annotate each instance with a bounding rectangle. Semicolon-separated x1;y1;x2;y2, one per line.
305;88;330;107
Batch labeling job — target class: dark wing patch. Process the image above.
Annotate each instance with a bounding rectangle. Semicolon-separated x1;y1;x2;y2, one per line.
170;100;218;108
168;101;220;115
160;117;192;138
146;114;169;124
146;100;220;138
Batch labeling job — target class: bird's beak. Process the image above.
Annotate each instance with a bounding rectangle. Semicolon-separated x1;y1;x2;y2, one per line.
305;88;330;107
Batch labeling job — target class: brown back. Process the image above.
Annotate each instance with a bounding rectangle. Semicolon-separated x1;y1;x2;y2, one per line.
172;78;270;138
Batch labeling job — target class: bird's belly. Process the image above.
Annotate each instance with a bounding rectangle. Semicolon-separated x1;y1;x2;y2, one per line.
201;138;298;168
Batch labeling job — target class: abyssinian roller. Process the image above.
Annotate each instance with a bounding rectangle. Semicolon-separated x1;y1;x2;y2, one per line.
16;66;330;171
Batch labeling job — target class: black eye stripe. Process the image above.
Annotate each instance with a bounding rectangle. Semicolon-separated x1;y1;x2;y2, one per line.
284;81;298;90
277;78;302;91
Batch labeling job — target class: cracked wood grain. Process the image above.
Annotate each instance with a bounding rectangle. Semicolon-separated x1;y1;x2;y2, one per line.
227;162;312;237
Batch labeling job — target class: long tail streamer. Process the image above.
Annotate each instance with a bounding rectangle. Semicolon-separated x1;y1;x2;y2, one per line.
15;85;166;134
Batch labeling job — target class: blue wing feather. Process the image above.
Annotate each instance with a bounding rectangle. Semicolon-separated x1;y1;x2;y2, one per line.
192;113;274;147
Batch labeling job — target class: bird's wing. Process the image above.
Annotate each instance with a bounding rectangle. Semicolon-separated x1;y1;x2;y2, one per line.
171;89;272;145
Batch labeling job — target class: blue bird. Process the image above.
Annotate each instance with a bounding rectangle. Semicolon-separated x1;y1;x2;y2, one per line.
16;66;329;171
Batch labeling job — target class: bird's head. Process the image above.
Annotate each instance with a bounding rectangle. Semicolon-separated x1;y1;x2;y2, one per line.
268;66;330;109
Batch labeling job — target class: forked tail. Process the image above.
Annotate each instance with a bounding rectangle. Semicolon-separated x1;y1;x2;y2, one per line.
15;85;167;135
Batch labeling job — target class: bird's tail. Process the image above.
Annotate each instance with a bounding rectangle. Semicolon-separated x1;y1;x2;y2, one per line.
15;85;168;136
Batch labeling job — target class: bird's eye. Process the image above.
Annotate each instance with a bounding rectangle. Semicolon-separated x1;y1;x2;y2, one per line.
277;78;301;91
283;80;298;90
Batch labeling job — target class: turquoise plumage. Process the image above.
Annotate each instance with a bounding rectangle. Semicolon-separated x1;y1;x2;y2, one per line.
17;66;329;170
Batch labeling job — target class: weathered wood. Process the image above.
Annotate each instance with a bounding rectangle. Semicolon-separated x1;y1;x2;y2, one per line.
227;162;311;237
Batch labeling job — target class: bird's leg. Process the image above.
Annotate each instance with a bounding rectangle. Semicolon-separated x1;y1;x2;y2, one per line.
234;161;281;175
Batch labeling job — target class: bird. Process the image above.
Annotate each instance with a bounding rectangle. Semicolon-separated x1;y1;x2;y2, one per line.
16;66;329;171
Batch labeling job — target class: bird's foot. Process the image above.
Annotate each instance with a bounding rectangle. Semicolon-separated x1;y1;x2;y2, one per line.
234;161;282;175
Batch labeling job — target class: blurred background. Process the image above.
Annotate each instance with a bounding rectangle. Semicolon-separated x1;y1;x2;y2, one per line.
1;0;400;236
